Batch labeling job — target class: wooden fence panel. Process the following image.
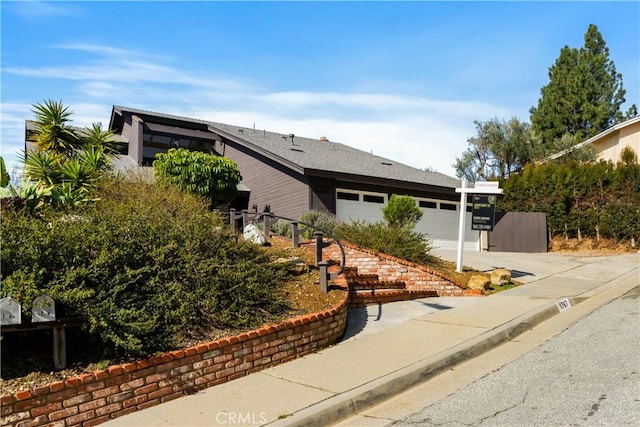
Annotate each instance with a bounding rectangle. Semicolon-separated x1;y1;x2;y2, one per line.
488;212;548;253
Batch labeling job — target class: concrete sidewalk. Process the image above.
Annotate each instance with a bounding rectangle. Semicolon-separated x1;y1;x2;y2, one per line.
105;251;639;427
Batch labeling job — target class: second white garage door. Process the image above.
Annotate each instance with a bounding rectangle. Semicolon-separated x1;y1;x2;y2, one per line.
335;190;387;224
414;198;479;250
335;190;479;251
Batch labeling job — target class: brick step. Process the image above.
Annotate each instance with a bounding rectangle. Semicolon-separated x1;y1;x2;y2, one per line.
324;258;341;267
348;288;408;295
348;288;440;307
343;273;379;281
349;281;407;291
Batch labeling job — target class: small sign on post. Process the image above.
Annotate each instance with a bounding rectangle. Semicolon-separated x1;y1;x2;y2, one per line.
471;195;497;231
455;180;503;272
474;181;500;191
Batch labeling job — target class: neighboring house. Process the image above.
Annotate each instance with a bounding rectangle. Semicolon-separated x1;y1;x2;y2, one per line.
545;116;640;163
25;106;480;250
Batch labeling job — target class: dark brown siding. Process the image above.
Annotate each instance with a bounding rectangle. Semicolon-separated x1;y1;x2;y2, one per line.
121;115;143;163
488;212;548;253
217;141;309;219
308;176;336;213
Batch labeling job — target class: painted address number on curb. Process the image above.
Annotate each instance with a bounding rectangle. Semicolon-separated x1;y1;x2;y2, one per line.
556;298;572;312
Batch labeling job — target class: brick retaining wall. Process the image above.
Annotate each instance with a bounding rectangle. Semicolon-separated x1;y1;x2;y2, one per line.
1;296;348;427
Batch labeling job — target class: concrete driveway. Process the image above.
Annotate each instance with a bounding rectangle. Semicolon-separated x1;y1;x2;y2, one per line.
343;249;639;342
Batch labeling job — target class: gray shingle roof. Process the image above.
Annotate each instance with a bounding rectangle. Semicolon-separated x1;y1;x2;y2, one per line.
112;106;461;189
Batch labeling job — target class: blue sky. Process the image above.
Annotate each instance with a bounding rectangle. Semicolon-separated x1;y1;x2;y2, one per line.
2;1;638;177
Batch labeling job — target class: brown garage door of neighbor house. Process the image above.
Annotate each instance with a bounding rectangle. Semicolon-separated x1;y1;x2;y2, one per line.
487;212;548;253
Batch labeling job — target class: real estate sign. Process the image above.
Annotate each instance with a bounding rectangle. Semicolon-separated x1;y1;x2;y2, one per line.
471;195;497;231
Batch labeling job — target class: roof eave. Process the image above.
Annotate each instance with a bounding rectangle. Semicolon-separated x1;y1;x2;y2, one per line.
303;168;457;194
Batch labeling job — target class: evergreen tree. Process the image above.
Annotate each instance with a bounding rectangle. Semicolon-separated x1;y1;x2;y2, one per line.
530;24;631;148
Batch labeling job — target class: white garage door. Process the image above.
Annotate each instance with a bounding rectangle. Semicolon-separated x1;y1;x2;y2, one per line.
335;190;387;223
335;190;479;251
414;198;479;250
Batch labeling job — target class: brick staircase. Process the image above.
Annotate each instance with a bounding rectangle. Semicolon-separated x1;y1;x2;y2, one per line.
333;266;438;307
320;243;478;307
295;236;480;306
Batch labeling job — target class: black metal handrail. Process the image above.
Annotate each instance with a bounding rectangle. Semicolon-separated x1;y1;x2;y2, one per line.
225;209;346;292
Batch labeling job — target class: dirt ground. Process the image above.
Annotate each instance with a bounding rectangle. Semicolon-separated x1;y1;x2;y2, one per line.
549;236;638;256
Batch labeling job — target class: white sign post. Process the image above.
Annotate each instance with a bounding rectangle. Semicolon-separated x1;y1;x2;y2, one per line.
454;181;504;272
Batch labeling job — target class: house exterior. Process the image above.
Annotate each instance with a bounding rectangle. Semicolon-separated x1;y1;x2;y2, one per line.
103;106;477;250
545;116;640;163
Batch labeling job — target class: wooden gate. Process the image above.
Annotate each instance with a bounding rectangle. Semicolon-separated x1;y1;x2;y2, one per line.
488;212;548;253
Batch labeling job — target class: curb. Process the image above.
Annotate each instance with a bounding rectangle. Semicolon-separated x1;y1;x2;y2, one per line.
269;296;582;427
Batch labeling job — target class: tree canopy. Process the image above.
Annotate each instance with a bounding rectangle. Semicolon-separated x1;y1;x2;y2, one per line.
530;24;635;148
453;117;541;181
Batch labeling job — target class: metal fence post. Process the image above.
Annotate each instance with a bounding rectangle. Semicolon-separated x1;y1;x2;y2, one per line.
53;326;66;370
242;210;248;231
314;231;324;266
318;261;328;293
229;208;236;232
291;221;299;248
263;212;271;244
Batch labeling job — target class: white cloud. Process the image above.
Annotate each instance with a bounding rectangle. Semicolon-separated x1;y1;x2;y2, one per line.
1;103;33;175
4;44;254;92
1;44;514;178
8;1;82;21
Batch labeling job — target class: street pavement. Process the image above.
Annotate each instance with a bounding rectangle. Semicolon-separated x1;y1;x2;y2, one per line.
104;249;639;427
394;286;640;426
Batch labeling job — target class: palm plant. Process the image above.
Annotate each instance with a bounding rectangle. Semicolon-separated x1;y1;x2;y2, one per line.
10;100;118;211
77;145;114;176
0;156;10;188
50;182;96;208
79;123;121;154
0;180;53;211
31;100;79;155
21;149;63;186
59;158;94;190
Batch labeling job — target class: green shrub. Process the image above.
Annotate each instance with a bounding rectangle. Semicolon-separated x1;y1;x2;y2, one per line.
270;219;293;238
383;195;422;228
153;148;242;209
1;179;289;357
298;210;341;239
334;220;433;265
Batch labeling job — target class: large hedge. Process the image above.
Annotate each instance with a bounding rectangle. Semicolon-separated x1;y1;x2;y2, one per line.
498;157;640;243
1;180;289;357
